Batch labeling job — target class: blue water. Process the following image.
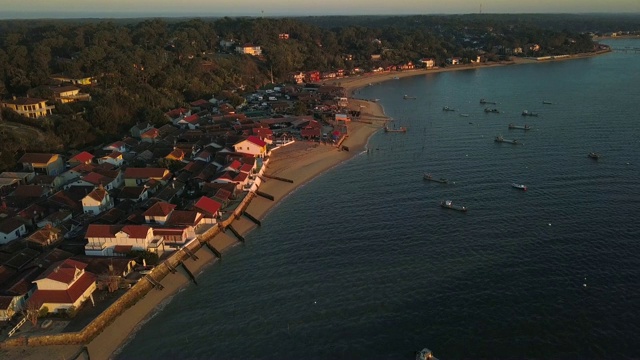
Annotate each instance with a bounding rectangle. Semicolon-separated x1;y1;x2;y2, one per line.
118;40;640;359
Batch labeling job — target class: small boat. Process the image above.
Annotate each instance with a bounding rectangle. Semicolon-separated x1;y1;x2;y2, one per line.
508;123;532;130
403;95;417;100
512;183;527;191
459;113;470;117
480;98;497;105
424;173;448;184
522;110;539;117
442;106;455;111
416;348;438;360
484;108;500;113
495;135;519;144
542;100;553;105
588;152;600;159
393;76;400;79
384;125;407;133
440;200;467;212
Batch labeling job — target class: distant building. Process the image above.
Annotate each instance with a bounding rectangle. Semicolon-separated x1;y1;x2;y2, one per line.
235;44;262;56
1;97;54;118
50;86;91;103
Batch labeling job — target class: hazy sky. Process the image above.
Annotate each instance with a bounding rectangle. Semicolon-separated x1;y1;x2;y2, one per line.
1;0;639;18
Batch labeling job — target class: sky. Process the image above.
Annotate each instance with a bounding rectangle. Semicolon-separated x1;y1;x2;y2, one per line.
1;0;639;18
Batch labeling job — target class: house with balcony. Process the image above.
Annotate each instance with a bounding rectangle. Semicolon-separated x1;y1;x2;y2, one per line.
50;86;91;103
50;74;97;86
1;97;55;118
29;259;97;314
18;153;65;176
84;224;164;257
81;187;113;215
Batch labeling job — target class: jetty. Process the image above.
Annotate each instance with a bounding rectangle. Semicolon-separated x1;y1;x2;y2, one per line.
423;173;449;184
495;135;520;144
508;123;532;130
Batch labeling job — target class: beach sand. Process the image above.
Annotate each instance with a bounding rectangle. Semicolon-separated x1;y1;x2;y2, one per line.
1;51;606;360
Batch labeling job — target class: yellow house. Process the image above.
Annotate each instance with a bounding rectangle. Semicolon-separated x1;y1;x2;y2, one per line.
1;97;54;118
233;136;267;158
50;86;91;103
18;153;65;176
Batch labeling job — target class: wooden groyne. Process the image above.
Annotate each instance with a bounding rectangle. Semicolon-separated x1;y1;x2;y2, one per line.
183;247;199;261
244;212;261;226
263;174;294;183
144;275;164;290
203;241;222;259
256;190;275;201
180;261;197;285
227;224;245;243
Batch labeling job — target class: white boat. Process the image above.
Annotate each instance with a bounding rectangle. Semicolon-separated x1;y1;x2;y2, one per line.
511;183;527;191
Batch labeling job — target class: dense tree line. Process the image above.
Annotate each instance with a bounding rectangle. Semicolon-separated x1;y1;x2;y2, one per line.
0;16;603;171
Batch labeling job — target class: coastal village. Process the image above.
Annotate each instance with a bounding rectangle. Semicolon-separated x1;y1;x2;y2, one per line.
0;16;620;358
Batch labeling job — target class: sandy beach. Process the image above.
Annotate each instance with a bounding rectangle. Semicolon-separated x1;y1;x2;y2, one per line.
0;50;609;360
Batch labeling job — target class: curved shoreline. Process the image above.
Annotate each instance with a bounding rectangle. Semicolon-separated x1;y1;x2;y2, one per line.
0;50;611;360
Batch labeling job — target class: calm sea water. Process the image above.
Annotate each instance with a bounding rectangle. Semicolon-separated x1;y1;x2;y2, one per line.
118;40;640;360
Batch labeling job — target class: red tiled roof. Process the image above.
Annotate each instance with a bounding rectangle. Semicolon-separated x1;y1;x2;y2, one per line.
141;128;159;138
37;259;88;283
120;225;151;239
124;168;169;179
214;189;232;201
85;224;118;238
166;148;184;159
18;153;57;164
143;202;176;217
181;114;199;124
194;196;222;215
105;141;126;150
234;172;248;182
190;99;209;107
239;163;253;173
228;160;242;171
30;271;96;308
165;107;188;118
246;136;266;147
82;172;108;186
70;151;94;163
104;151;122;159
165;210;201;226
87;188;108;202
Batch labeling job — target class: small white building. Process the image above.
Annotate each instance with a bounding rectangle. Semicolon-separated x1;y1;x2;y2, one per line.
81;187;113;215
0;218;27;244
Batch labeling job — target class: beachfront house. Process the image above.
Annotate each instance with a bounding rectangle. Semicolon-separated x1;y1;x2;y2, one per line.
233;136;267;158
84;224;165;257
419;58;436;69
29;259;97;314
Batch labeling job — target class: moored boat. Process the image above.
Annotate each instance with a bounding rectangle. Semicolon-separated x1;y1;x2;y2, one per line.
424;173;449;183
459;113;470;117
495;135;519;144
484;108;500;113
542;100;553;104
480;98;497;105
588;152;600;159
403;95;417;100
511;183;527;191
508;123;532;130
416;348;438;360
384;125;407;133
522;110;539;117
442;106;455;111
440;200;467;212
